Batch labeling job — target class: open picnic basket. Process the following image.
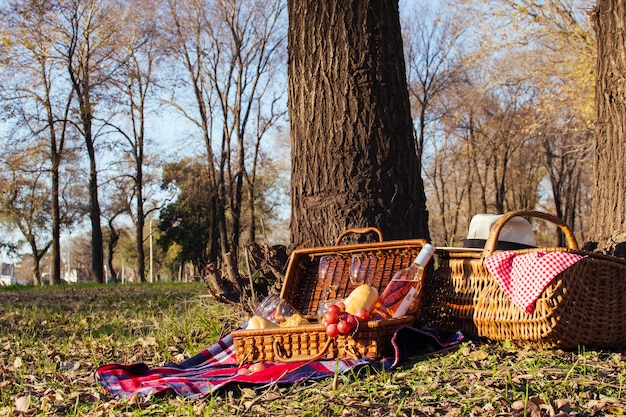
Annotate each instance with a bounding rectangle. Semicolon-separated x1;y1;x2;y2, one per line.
232;228;429;364
423;209;626;349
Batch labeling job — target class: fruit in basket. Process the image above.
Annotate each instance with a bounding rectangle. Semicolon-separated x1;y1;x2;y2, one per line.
323;301;360;337
337;320;351;335
247;315;280;330
354;307;370;322
327;303;342;315
325;323;339;338
324;310;339;325
344;284;378;315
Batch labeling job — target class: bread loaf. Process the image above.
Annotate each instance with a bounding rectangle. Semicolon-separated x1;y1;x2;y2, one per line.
344;284;379;315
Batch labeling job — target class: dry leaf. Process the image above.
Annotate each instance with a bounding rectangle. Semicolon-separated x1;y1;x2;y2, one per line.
13;356;23;369
470;350;488;361
14;394;31;413
240;387;257;399
511;399;525;410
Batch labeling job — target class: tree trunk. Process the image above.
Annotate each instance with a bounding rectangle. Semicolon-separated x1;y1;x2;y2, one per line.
86;133;105;283
589;0;626;252
50;161;61;285
287;0;429;248
136;164;146;283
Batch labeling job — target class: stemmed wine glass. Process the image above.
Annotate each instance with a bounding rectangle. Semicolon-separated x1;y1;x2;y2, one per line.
318;256;338;300
350;254;375;286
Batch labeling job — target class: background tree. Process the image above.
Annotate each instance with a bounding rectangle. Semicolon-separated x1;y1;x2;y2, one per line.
56;0;126;283
589;0;626;252
402;2;469;173
288;0;429;248
419;0;595;246
164;0;286;300
158;159;216;288
0;0;79;284
109;0;164;282
0;151;51;285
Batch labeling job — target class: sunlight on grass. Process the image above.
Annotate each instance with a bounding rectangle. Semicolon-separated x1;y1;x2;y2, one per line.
1;282;626;416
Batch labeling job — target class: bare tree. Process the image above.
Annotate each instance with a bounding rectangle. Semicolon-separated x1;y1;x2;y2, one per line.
419;0;595;245
107;0;165;282
54;0;126;283
402;1;470;173
0;151;52;285
0;0;80;284
164;0;287;300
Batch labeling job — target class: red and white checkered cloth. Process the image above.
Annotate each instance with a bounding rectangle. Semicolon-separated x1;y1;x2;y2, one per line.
484;251;584;313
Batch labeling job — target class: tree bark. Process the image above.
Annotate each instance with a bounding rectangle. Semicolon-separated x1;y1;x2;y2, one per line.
287;0;429;248
589;0;626;251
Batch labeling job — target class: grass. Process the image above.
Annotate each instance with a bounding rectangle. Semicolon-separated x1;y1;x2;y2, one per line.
1;282;626;416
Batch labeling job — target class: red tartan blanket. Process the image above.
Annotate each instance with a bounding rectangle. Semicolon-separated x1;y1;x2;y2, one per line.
96;326;466;399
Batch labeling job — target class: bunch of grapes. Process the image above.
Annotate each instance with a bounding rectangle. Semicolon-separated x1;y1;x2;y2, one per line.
322;301;370;338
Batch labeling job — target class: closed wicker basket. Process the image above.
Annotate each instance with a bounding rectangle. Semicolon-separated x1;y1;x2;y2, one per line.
424;210;626;349
233;228;429;364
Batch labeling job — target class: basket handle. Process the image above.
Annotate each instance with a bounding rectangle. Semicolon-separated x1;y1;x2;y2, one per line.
482;209;579;257
335;227;384;246
272;337;334;363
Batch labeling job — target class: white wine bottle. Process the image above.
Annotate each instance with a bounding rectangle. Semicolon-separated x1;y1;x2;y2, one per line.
370;243;435;319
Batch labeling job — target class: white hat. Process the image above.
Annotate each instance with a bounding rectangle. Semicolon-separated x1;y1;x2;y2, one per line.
464;214;536;249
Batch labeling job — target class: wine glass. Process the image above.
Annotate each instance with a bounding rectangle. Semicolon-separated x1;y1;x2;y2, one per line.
350;254;374;286
318;256;335;300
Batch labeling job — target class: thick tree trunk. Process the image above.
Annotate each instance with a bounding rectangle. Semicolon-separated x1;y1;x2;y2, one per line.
287;0;429;248
589;0;626;252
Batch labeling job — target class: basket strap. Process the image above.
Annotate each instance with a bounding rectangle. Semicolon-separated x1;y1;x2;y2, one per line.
482;210;579;257
335;227;384;246
272;337;335;363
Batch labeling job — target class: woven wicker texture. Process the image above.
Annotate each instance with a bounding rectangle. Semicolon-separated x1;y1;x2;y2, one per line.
233;229;428;363
424;210;626;349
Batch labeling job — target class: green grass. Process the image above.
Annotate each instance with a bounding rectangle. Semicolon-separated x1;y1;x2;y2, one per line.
1;282;625;416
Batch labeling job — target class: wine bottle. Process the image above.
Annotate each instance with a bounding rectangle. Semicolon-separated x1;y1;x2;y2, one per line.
370;243;435;319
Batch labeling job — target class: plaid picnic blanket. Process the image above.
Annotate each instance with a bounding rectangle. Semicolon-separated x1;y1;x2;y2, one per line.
96;325;467;399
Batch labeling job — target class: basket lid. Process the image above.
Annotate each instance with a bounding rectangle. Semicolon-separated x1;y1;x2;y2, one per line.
464;213;536;250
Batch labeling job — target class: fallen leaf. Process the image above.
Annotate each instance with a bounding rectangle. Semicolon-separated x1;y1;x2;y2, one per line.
470;350;488;361
13;356;23;369
59;361;80;372
14;394;31;413
511;399;525;410
240;387;257;399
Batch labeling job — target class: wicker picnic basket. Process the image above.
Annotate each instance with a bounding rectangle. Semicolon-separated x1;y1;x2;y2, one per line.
423;209;626;349
232;228;429;364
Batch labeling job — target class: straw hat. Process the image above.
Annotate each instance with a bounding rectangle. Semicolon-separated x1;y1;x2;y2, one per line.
463;213;537;250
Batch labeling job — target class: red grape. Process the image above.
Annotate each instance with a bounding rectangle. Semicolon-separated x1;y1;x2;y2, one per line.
327;304;341;315
354;308;370;322
344;314;357;330
337;320;351;335
326;323;339;338
324;310;339;325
